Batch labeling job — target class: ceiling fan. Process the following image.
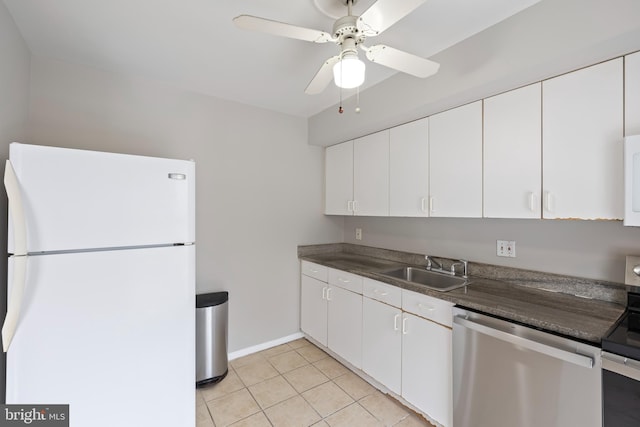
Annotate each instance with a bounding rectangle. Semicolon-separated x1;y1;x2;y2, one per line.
233;0;440;95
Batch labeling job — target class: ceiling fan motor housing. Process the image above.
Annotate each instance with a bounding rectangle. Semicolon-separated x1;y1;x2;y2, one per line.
333;15;365;47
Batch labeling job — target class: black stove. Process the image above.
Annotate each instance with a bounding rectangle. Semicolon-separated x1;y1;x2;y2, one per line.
601;290;640;427
602;291;640;359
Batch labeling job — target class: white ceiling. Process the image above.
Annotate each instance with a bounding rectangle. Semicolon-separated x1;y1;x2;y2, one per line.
3;0;540;117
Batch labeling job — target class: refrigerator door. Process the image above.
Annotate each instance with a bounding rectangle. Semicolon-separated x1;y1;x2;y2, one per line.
8;143;195;253
6;245;195;427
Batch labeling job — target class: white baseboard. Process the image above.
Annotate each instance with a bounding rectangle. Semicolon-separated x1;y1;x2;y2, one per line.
228;332;305;361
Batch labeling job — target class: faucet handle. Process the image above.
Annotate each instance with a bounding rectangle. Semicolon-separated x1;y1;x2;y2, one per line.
425;255;440;270
450;259;468;278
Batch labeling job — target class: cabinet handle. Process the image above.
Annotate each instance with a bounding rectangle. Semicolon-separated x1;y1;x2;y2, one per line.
347;200;353;212
310;269;318;273
394;314;400;331
326;287;332;301
353;200;358;213
421;197;427;213
373;288;388;296
402;317;408;335
322;287;327;300
529;192;536;212
429;197;434;213
418;303;435;312
338;277;350;283
544;191;553;212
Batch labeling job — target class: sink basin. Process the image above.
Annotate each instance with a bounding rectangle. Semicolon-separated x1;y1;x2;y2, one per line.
379;267;469;292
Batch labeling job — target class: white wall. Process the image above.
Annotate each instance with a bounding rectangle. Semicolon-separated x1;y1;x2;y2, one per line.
0;0;30;404
344;216;640;283
25;56;344;352
309;0;640;146
0;1;30;157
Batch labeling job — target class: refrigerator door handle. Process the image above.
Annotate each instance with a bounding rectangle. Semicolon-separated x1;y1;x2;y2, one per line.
4;160;27;255
3;160;29;352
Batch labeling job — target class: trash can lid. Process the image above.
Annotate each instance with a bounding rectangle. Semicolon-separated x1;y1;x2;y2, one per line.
196;291;229;307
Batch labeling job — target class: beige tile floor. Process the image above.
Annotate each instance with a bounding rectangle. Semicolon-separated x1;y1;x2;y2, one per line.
196;338;436;427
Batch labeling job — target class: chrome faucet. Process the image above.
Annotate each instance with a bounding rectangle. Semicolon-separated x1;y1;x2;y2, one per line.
450;260;468;278
426;255;468;278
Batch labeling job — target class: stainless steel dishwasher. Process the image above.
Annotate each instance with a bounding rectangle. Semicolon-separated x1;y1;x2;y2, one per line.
452;307;602;427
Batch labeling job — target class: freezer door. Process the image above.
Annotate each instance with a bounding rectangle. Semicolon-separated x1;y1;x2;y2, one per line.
6;245;195;427
8;143;195;252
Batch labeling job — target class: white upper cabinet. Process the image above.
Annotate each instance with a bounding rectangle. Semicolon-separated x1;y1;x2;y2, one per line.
389;118;429;217
353;130;390;216
484;83;542;218
429;101;483;217
626;51;640;136
325;141;354;215
542;58;624;219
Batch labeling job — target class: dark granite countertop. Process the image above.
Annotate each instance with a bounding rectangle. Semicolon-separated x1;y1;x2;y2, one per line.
299;244;626;345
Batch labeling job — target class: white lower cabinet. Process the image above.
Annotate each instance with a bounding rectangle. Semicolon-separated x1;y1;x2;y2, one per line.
362;297;402;394
301;267;453;426
300;262;363;369
401;312;452;427
300;274;328;346
327;286;363;369
361;279;453;426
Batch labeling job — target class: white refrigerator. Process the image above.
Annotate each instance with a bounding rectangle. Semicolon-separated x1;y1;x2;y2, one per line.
2;143;196;426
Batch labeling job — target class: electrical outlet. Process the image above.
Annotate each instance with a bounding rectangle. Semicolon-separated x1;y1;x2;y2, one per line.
497;240;516;258
355;228;362;240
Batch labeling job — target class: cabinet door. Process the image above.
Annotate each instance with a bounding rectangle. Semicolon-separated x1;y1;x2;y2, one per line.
429;101;483;217
362;298;402;394
327;286;363;369
542;58;623;219
390;118;429;217
301;275;327;346
484;83;542;218
353;130;390;216
626;51;640;136
402;313;452;427
325;141;354;215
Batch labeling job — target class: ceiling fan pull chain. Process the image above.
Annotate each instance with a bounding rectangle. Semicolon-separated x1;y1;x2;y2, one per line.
338;55;344;114
355;86;361;113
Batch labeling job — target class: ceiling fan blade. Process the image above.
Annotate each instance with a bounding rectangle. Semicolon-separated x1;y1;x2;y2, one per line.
233;15;333;43
305;56;340;95
358;0;427;36
363;44;440;78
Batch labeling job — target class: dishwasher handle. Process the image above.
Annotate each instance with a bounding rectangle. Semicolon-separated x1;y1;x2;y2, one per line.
453;315;594;369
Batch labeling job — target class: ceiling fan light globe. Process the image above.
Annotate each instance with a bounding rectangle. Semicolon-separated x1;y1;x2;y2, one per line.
333;56;365;89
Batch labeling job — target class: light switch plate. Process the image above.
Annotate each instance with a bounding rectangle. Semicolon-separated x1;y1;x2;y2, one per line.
497;240;516;258
625;255;640;286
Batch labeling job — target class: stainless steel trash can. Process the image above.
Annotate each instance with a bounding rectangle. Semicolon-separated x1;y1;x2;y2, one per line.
196;291;228;387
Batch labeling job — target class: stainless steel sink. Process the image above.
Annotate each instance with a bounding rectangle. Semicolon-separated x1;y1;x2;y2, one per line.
379;267;469;292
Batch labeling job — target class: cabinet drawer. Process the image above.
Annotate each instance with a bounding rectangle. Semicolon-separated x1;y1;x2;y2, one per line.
328;268;363;294
402;289;453;327
363;278;401;308
301;261;328;282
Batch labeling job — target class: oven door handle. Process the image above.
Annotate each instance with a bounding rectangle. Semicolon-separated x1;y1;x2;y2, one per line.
602;352;640;381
